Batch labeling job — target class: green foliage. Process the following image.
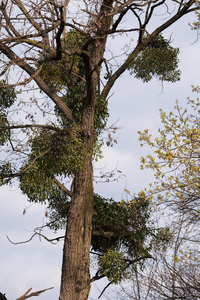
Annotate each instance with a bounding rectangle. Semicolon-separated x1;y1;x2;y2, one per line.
47;195;70;230
20;30;108;206
92;194;151;257
45;192;161;283
20;170;60;203
19;126;87;202
45;193;153;254
99;249;127;284
39;30;86;92
129;34;181;82
0;114;9;145
0;80;17;145
0;80;16;109
39;30;109;132
61;84;108;132
0;162;12;184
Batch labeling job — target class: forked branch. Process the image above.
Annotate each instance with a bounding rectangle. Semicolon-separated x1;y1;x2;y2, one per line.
16;287;54;300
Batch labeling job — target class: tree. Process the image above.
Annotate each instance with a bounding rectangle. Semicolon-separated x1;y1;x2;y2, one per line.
121;90;200;300
138;92;200;221
0;1;199;299
113;212;200;300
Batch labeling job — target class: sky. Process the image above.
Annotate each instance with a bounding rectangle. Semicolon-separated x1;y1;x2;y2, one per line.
0;4;200;300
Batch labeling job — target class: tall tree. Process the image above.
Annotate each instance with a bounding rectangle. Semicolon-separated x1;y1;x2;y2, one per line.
0;1;199;299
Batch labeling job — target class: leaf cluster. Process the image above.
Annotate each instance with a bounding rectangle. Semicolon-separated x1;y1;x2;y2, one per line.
19;126;87;202
129;34;181;82
152;226;174;251
19;30;109;211
0;80;17;145
91;195;172;284
46;193;158;283
39;30;109;133
92;195;152;257
99;249;127;284
0;80;16;109
39;30;86;92
0;162;12;184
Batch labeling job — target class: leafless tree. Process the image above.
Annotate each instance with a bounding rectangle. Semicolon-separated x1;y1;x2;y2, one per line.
117;214;200;300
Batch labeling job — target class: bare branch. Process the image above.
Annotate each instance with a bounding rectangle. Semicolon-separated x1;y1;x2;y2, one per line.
7;230;65;245
92;229;121;238
12;0;42;32
0;292;7;300
0;2;20;37
0;22;60;48
107;6;130;33
101;0;196;100
16;287;54;300
53;178;72;197
98;282;112;299
0;124;64;133
107;0;157;17
0;42;76;123
0;147;52;186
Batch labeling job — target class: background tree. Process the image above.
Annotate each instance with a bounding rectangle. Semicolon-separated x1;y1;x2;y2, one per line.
0;0;199;299
121;89;200;300
138;92;200;221
112;212;200;300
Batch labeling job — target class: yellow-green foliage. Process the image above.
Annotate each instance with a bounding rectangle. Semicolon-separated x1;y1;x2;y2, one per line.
99;249;127;284
172;249;197;266
138;93;200;216
189;1;200;30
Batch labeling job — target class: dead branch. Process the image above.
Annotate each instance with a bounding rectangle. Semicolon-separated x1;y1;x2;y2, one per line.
16;287;54;300
7;228;127;246
53;178;72;197
0;293;7;300
7;230;65;245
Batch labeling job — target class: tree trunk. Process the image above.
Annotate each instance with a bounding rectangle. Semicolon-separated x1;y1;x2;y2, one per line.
59;25;109;299
59;154;94;300
59;57;96;298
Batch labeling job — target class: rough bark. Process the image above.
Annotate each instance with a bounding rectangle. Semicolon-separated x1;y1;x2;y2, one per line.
59;5;114;295
59;46;98;300
60;157;94;300
59;81;96;299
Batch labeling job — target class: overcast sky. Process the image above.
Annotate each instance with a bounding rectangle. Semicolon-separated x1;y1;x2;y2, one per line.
0;5;200;300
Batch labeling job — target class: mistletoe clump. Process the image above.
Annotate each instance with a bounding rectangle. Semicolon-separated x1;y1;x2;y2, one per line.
129;34;181;82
